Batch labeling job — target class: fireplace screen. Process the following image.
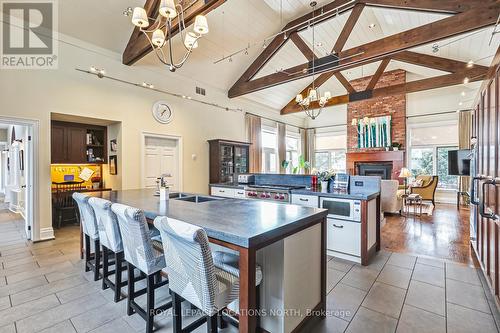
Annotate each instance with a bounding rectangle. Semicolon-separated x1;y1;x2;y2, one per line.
354;115;391;148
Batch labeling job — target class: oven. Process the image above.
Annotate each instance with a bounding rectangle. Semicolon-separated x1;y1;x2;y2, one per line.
319;197;361;222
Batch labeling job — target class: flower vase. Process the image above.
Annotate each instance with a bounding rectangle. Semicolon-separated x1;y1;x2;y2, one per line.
321;181;329;193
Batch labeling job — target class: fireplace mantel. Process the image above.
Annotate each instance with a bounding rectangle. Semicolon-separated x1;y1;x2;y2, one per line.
346;150;405;182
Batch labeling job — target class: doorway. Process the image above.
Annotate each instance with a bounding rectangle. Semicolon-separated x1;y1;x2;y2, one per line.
0;117;38;240
141;133;182;191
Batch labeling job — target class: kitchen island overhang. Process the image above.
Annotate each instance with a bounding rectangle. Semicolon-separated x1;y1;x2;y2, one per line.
84;189;328;333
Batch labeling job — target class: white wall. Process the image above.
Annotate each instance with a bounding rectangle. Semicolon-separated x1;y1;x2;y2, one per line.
0;20;305;240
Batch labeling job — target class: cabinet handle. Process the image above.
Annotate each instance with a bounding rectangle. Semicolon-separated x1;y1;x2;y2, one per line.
332;224;344;229
470;176;485;205
299;198;309;202
237;192;244;195
479;177;498;220
219;190;225;193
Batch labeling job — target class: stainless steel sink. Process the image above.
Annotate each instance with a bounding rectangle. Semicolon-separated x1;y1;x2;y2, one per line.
170;193;222;203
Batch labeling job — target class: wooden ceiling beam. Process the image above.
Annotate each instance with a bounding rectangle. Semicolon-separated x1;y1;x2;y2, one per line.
281;66;487;114
123;0;226;66
289;33;317;61
392;51;489;73
358;0;497;14
334;72;357;93
365;58;391;90
229;2;499;98
231;0;357;86
333;3;365;53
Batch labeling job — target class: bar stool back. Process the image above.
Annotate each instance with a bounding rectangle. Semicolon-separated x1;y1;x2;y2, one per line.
154;216;240;333
88;197;127;302
111;203;170;333
72;192;101;281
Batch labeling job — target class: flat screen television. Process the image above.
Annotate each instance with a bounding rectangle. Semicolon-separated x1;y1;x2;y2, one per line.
448;149;471;176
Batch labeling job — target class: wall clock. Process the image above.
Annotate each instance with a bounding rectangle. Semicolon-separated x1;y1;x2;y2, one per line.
152;101;174;124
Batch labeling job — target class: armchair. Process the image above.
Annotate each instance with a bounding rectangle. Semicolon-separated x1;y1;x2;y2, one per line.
381;180;404;214
410;175;439;206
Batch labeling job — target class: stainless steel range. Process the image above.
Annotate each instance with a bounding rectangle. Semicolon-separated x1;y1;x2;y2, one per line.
244;184;305;203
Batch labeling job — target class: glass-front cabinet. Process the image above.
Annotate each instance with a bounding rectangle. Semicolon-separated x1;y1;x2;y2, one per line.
208;139;250;184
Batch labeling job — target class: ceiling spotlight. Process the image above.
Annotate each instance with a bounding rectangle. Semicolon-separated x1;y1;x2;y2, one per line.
244;49;249;55
461;91;466;97
432;43;439;53
368;23;376;29
187;96;192;100
463;77;470;84
142;82;154;89
467;60;474;68
228;57;233;62
459;101;463;106
123;7;133;17
90;66;105;78
316;42;323;47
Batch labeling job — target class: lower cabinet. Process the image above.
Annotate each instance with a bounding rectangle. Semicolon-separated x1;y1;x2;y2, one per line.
326;218;361;258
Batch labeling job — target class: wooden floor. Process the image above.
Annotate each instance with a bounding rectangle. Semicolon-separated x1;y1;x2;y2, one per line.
381;204;474;265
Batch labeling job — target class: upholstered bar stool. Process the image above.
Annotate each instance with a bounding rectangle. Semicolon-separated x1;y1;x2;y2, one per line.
212;251;263;329
111;203;171;333
88;197;127;302
153;216;241;333
73;192;101;281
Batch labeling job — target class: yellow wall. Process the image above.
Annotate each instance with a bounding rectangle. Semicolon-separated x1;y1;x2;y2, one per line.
50;164;102;189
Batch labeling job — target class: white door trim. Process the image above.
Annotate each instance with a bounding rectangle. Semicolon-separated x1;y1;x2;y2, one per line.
0;116;40;241
140;132;183;191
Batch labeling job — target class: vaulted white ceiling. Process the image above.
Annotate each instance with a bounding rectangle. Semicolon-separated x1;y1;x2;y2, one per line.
50;0;499;116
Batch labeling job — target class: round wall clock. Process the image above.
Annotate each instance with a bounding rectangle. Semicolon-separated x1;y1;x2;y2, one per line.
152;101;174;124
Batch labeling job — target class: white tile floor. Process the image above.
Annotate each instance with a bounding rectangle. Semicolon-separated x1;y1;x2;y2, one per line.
1;205;499;333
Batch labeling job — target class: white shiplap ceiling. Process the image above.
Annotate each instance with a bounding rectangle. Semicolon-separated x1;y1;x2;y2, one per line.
50;0;499;116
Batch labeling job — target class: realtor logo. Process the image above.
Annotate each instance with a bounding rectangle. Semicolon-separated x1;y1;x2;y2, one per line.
1;0;58;69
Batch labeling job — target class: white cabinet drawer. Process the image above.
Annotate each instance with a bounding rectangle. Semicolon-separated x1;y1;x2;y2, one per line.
210;187;235;198
327;219;361;256
291;194;318;207
234;189;246;199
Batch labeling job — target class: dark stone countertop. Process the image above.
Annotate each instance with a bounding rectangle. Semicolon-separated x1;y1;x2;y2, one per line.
86;189;327;248
209;183;246;189
290;188;380;201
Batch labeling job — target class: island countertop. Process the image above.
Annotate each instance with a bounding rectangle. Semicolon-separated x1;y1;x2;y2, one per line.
290;188;380;201
87;188;328;248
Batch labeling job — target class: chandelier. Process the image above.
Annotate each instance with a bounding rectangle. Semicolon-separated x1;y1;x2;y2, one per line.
131;0;209;72
295;1;331;120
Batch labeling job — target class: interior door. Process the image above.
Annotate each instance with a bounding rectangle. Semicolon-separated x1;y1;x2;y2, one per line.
143;136;180;191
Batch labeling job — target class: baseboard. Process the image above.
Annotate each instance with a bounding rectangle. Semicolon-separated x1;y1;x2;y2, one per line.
39;227;55;241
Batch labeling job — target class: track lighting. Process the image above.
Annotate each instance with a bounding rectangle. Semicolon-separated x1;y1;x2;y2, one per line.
463;77;470;84
142;82;154;89
432;43;439;53
467;60;474;68
90;66;105;78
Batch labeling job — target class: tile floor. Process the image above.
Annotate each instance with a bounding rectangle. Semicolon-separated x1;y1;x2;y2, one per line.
0;205;499;333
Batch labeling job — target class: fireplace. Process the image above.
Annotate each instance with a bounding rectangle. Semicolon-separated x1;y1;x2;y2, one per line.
357;163;393;180
346;151;405;183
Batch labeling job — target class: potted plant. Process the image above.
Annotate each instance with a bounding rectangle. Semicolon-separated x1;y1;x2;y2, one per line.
317;170;334;193
392;142;402;151
281;155;311;174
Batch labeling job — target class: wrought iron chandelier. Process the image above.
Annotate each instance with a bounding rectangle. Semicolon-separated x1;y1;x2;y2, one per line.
131;0;209;72
295;1;331;120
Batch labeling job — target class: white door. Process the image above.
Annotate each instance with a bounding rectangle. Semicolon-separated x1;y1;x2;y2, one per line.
143;136;180;191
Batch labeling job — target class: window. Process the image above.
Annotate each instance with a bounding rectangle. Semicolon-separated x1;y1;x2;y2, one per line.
408;121;458;190
285;134;300;174
314;131;347;173
262;128;278;173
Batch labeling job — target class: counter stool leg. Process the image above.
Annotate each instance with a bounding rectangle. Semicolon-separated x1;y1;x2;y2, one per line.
146;274;155;333
84;235;91;272
93;240;101;281
171;292;182;333
102;247;109;290
114;252;123;302
127;263;135;316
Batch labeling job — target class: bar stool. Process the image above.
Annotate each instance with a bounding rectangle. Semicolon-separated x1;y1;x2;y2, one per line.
88;197;127;302
153;216;241;333
212;251;263;329
73;192;101;281
111;203;171;333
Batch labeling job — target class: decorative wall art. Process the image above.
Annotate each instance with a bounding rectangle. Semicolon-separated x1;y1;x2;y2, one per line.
352;115;392;149
110;139;117;152
109;155;117;175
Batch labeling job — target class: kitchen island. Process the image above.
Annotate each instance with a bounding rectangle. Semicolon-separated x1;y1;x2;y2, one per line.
86;189;328;333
